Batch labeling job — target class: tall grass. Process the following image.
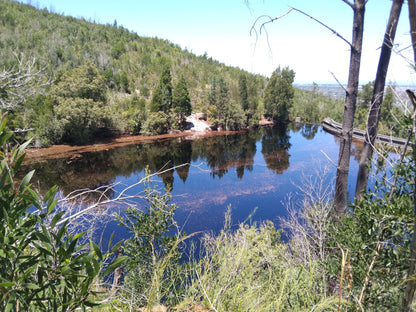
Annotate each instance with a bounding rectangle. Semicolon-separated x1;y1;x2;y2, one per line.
181;210;344;312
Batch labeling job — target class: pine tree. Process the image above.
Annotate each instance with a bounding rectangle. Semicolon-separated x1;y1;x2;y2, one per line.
150;66;172;113
238;74;249;111
172;76;192;122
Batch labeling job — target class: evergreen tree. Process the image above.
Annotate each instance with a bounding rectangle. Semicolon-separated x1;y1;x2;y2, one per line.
217;77;229;120
264;67;295;121
172;76;192;122
238;74;249;111
208;76;218;108
150;65;172;113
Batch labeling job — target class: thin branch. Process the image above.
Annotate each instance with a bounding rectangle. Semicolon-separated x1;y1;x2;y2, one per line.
249;9;294;58
290;7;352;47
341;0;354;9
320;149;338;167
55;163;191;226
329;71;348;93
250;7;351;48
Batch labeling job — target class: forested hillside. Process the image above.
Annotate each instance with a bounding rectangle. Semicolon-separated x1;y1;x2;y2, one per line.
1;0;273;145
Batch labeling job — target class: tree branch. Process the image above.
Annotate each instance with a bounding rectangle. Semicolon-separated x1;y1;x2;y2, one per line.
0;54;50;110
341;0;354;9
289;7;352;47
250;7;351;49
329;71;348;94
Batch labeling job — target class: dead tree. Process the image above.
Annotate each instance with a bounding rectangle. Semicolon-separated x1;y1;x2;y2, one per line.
0;55;48;111
333;0;366;216
249;0;366;216
354;0;404;199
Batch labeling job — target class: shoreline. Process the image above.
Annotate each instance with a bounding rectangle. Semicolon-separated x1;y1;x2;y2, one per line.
23;113;275;164
23;128;251;165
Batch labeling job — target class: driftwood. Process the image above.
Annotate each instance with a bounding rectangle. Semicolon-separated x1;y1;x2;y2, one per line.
322;117;412;148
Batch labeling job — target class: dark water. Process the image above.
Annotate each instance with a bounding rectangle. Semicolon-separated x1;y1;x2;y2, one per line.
24;123;363;244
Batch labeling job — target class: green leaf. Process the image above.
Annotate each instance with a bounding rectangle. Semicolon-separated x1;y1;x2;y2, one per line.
102;256;128;277
72;231;86;242
110;240;124;254
18;170;35;192
50;211;65;229
0;282;14;287
56;221;67;242
22;283;40;289
90;241;102;261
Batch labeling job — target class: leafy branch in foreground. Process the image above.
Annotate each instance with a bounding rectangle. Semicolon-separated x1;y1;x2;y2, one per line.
0;114;124;311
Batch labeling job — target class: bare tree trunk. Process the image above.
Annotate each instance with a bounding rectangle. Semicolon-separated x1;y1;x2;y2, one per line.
333;0;366;216
409;0;416;66
354;0;404;199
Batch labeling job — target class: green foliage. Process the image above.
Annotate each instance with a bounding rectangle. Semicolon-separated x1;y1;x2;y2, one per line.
185;212;342;312
221;100;246;131
51;62;110;144
207;76;244;129
115;179;186;308
329;155;414;310
0;114;123;311
264;66;295;121
150;65;173;113
141;111;171;135
238;73;249;111
0;0;269;144
172;75;192;125
354;82;407;137
291;84;344;123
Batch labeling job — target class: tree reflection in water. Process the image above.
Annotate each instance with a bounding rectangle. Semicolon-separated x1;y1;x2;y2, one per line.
261;125;291;175
21;123;324;204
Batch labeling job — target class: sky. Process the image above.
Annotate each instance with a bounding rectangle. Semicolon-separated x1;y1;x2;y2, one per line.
20;0;416;85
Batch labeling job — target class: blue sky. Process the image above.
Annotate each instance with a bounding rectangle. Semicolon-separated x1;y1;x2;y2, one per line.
21;0;416;84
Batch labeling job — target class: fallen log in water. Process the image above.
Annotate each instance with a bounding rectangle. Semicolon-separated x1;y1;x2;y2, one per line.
322;117;412;148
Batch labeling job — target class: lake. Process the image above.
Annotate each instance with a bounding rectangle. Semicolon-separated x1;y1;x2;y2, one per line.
22;123;363;245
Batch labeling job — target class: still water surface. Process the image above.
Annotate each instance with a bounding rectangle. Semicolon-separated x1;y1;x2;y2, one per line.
24;124;363;243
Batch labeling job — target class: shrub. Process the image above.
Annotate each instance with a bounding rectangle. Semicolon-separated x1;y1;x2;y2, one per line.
0;114;124;311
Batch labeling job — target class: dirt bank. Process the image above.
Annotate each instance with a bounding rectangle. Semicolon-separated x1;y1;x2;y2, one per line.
23;128;246;165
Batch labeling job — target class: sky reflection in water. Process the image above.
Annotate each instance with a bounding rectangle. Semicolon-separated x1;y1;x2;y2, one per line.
25;124;363;244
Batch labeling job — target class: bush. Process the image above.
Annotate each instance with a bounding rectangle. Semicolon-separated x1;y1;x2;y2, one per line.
0;114;123;311
115;179;187;309
328;156;414;310
141;111;171;135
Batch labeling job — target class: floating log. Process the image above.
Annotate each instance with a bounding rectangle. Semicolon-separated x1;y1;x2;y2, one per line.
322;117;412;148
